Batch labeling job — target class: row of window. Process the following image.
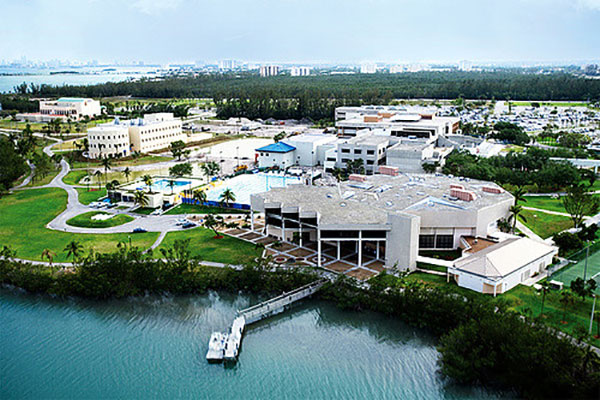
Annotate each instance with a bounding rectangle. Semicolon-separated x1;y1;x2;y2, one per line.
418;234;454;249
89;134;128;141
140;132;182;143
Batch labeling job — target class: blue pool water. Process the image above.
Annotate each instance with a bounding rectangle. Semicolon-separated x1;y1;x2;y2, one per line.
204;173;302;205
137;179;192;192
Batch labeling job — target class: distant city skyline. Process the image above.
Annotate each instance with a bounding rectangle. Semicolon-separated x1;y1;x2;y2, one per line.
2;0;600;65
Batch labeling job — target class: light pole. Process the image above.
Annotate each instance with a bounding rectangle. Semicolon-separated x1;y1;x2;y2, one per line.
236;146;240;168
590;294;597;335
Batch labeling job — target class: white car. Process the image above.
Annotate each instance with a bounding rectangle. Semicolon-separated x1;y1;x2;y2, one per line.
150;209;162;216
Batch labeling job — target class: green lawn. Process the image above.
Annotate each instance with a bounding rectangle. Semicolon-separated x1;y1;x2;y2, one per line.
518;209;573;239
70;154;172;169
62;169;90;186
507;101;592;108
523;195;598;215
66;211;134;228
23;167;60;188
164;203;249;215
418;249;462;261
134;207;158;215
503;285;600;346
76;188;107;205
157;227;262;265
0;188;157;262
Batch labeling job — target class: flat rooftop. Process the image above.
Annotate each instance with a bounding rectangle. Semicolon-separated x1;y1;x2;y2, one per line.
254;174;513;226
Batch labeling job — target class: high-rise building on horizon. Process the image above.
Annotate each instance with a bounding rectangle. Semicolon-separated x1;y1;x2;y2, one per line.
260;65;280;77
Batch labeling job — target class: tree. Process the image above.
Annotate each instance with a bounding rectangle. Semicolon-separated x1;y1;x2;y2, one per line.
562;184;600;228
274;132;286;142
100;156;112;185
345;159;365;175
559;291;575;324
203;214;225;238
553;231;584;256
41;248;56;266
93;170;103;190
539;280;551;317
169;162;192;178
511;186;527;205
0;137;28;192
106;179;120;191
422;162;439;174
132;190;149;208
167;179;176;195
201;161;220;182
142;175;153;193
220;188;236;207
509;204;525;233
64;240;83;263
192;189;207;206
570;278;598;302
169;140;190;161
122;167;131;182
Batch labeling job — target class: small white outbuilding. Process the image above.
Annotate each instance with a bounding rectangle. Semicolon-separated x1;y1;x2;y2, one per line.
449;237;558;296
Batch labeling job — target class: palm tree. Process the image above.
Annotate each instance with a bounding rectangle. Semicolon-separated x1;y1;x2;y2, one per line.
64;240;83;263
220;188;236;208
511;186;527;205
192;189;207;206
509;204;525;233
168;179;176;195
41;248;56;266
94;170;103;190
142;175;153;194
100;156;112;186
122;167;131;182
559;291;574;324
203;214;224;238
133;190;149;208
539;280;550;317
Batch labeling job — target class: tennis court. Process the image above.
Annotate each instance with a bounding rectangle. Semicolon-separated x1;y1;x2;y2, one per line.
551;244;600;294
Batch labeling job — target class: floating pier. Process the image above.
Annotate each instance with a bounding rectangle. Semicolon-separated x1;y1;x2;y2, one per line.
207;279;327;363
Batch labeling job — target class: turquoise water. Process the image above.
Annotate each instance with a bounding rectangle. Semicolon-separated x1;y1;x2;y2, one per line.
0;289;508;399
137;179;192;192
205;173;302;205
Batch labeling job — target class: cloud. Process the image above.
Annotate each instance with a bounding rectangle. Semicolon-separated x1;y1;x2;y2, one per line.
130;0;184;15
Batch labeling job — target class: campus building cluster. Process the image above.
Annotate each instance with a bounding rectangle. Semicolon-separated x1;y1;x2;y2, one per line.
87;113;185;158
17;97;102;122
250;173;557;295
256;105;465;174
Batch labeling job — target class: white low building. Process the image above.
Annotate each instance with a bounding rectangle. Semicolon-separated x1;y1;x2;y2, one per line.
88;122;131;158
255;142;297;168
17;97;101;122
449;237;558;296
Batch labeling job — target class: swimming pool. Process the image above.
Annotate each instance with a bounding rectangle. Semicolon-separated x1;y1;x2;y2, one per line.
204;173;302;205
136;179;192;193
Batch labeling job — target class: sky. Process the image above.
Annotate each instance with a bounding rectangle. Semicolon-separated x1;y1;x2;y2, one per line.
1;0;599;64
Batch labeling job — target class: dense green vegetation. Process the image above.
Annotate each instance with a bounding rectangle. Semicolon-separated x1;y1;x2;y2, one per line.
66;211;134;228
0;136;28;192
164;203;249;215
20;72;600;120
443;148;589;192
0;188;157;262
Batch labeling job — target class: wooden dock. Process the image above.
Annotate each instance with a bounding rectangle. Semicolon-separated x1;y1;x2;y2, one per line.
207;279;327;363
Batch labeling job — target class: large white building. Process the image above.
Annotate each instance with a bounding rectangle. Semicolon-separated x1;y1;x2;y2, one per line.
260;65;280;77
17;97;101;122
87;113;185;159
250;174;514;271
291;66;311;77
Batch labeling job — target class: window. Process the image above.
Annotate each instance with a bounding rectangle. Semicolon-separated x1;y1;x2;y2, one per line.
354;149;362;154
435;235;454;249
419;235;435;248
366;160;374;165
341;148;350;153
367;150;375;155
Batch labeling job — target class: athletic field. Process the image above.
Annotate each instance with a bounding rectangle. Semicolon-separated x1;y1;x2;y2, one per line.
552;245;600;294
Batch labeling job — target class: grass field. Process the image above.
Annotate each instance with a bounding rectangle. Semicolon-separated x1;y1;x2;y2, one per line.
502;285;599;346
518;209;573;239
164;203;249;215
23;167;60;188
66;211;134;228
0;188;157;262
70;154;172;170
133;207;157;215
507;101;593;108
76;188;107;205
157;227;262;265
62;169;90;186
78;167;167;185
523;195;599;215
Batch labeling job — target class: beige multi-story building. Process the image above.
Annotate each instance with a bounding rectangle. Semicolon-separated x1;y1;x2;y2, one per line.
128;113;185;153
87;122;131;159
86;113;185;159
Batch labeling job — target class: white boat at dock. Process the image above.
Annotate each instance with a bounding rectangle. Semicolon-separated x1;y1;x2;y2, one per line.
206;332;228;362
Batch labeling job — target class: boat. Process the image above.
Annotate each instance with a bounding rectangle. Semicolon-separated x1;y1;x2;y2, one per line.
223;316;245;361
205;332;227;362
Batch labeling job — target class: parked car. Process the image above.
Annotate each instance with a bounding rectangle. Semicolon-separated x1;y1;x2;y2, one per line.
150;209;162;216
181;222;197;229
132;227;147;233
